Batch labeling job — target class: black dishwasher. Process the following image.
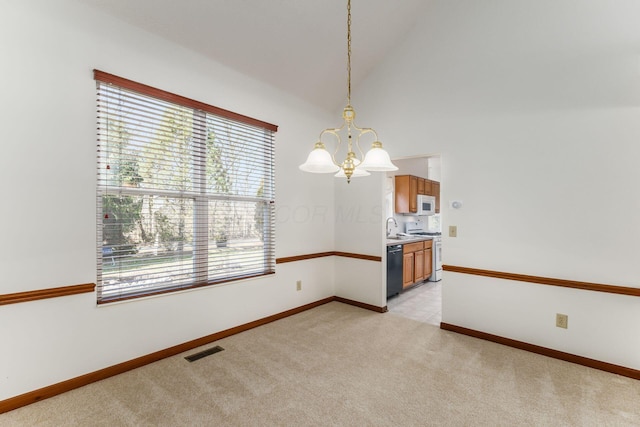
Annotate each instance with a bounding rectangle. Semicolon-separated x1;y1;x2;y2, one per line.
387;244;403;298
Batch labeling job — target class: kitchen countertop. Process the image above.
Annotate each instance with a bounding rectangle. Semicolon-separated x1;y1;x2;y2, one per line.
386;236;433;246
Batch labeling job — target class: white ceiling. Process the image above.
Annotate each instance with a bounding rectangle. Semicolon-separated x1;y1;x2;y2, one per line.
75;0;431;111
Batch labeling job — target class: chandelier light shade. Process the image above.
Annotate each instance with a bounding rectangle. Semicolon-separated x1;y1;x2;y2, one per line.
359;141;398;171
299;142;340;173
299;0;398;183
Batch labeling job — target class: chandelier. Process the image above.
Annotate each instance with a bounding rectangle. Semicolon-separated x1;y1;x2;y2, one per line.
299;0;398;183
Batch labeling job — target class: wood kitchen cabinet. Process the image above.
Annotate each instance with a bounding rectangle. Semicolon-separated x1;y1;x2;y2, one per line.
395;175;418;214
402;252;414;288
414;248;425;282
400;240;434;288
402;240;431;288
424;179;433;196
395;174;440;215
423;241;433;278
431;181;440;213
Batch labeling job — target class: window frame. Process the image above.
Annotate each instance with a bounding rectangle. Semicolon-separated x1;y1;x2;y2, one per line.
94;70;277;304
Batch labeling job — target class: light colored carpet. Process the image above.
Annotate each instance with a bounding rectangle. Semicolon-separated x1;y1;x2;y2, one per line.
2;302;639;426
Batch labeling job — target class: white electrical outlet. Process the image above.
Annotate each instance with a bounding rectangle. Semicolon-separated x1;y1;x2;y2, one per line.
296;280;302;291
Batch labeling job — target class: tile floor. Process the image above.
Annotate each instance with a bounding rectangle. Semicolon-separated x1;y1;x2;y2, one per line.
386;279;442;326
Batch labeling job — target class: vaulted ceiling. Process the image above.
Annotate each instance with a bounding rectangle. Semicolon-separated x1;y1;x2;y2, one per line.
75;0;431;111
75;0;640;114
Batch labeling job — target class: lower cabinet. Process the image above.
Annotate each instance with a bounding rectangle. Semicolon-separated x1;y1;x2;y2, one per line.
402;252;414;288
414;249;425;283
424;246;433;279
402;240;434;289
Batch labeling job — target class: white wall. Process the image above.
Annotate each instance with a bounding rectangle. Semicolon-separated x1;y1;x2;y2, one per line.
0;0;337;400
334;174;386;307
354;0;640;369
390;157;430;179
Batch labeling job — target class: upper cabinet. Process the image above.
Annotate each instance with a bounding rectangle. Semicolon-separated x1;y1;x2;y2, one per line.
432;181;440;213
395;175;418;213
395;174;440;214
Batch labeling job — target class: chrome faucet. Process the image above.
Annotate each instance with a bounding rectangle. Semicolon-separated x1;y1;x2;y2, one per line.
386;217;398;237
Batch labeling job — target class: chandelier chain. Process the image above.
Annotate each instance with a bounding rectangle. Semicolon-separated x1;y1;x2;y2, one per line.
347;0;352;106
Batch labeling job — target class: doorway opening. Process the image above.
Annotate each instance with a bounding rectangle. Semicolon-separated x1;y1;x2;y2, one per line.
384;155;442;326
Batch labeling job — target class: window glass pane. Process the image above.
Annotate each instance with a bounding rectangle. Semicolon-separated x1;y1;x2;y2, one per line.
96;74;276;303
207;199;273;281
101;195;194;300
101;87;197;193
206;117;272;197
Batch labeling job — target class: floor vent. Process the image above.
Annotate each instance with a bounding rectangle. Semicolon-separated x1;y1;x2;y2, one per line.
185;345;224;362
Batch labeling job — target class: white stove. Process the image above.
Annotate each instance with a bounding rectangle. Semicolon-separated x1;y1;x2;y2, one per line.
407;231;442;237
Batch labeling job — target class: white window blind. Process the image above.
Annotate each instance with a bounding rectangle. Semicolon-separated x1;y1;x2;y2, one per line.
95;70;277;303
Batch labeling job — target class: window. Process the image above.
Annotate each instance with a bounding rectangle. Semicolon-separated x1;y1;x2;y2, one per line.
95;70;277;303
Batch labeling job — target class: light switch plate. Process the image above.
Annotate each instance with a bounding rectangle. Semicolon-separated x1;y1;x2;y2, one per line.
449;225;457;237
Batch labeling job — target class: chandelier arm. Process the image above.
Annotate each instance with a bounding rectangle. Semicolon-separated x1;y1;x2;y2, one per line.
350;121;381;141
353;132;366;161
358;127;380;141
319;129;344;167
353;127;379;160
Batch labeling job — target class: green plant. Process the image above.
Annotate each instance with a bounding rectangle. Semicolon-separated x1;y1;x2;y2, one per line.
215;229;228;242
